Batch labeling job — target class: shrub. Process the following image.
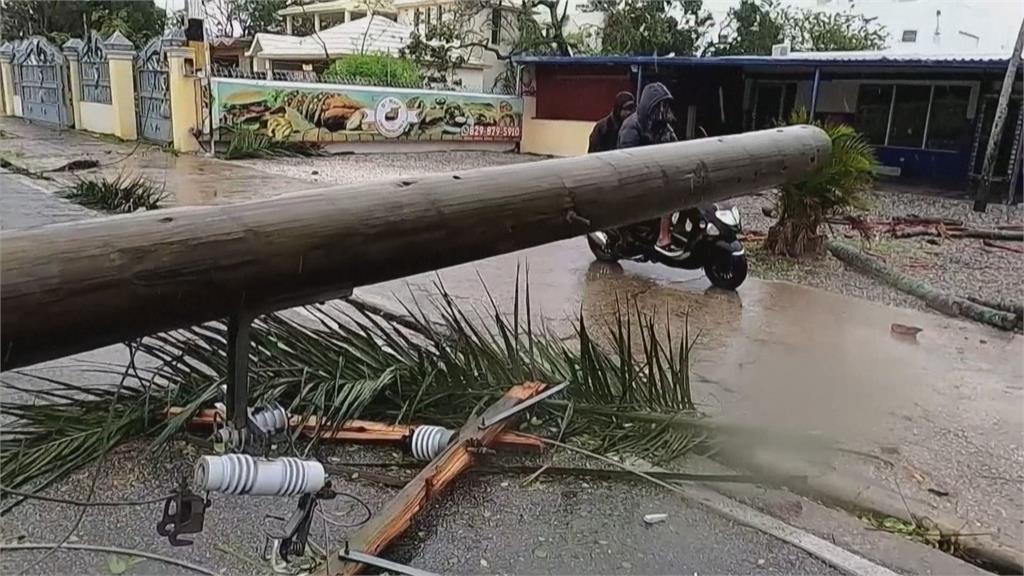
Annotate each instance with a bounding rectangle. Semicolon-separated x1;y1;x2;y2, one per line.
324;53;422;87
765;109;878;257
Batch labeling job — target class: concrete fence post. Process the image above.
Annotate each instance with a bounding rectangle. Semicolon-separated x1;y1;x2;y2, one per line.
104;32;137;141
0;43;14;117
61;39;84;129
166;45;200;152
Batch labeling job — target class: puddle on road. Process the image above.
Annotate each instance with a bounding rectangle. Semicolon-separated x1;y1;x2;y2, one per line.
360;237;1021;450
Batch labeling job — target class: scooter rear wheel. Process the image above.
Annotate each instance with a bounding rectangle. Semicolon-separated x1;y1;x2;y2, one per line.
704;253;748;290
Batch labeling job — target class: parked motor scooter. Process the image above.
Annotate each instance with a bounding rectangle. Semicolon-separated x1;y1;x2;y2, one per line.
586;203;748;290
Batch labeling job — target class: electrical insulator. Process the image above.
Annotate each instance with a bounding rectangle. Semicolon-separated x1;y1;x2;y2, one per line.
195;454;325;496
409;425;454;461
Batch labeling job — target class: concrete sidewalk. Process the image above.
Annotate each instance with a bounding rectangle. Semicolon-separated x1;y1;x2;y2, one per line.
0;117;318;206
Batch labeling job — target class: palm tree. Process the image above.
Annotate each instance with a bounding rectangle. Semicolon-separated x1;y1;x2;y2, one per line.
765;109;878;257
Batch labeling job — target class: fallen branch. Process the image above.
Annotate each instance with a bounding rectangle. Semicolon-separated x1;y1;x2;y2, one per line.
891;215;963;227
317;381;546;576
826;240;1020;331
982;239;1024;254
966;296;1024;318
169;408;543;452
892;227;1023;241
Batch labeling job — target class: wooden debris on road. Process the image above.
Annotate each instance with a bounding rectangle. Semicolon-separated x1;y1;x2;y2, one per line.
168;408;544;452
318;381;547;576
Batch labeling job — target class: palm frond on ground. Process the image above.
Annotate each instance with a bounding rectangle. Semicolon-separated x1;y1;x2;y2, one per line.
222;128;327;160
1;282;704;494
61;172;166;213
766;109;878;257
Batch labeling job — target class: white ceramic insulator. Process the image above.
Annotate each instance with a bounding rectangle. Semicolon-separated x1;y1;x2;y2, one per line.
195;454;326;496
249;404;288;434
410;425;454;461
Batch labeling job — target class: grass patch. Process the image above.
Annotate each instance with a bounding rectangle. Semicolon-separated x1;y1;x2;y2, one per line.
61;173;166;213
859;512;972;558
221;128;326;160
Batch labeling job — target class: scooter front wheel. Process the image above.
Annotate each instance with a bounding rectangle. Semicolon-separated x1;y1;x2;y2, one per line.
587;232;620;263
704;252;748;290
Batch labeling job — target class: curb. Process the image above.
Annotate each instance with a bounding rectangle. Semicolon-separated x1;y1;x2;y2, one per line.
721;448;1024;575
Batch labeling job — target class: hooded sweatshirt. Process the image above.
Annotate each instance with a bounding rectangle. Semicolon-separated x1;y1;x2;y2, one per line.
617;82;676;149
587;91;635;153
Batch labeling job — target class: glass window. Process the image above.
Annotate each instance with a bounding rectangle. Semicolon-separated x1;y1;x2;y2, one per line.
854;85;893;145
901;30;917;42
888;85;931;147
491;9;502;44
925;85;971;151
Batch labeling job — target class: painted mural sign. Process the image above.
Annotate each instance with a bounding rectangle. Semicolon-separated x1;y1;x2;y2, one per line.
212;78;522;143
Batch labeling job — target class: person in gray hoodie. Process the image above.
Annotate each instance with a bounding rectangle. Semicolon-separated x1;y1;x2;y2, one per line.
617;82;679;255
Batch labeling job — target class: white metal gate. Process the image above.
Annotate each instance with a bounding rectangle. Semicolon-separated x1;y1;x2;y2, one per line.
14;37;72;127
135;36;176;143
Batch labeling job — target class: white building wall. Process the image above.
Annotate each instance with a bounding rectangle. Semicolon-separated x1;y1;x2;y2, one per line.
709;0;1022;54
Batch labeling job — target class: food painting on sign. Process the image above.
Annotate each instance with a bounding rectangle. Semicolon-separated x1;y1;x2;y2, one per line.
214;80;523;142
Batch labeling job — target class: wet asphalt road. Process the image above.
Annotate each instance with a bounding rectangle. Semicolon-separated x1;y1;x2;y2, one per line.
0;170;848;575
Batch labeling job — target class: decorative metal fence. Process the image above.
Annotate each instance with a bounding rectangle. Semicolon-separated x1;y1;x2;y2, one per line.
135;35;180;143
79;32;111;104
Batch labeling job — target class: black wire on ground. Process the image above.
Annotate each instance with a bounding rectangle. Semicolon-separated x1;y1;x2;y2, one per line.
318;491;373;529
0;486;173;508
14;341;142;576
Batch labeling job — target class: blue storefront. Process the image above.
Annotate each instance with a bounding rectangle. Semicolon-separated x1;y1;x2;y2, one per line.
517;52;1022;200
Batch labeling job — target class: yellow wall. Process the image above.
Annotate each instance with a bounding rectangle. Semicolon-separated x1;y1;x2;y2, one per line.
65;57;84;128
0;59;15;116
80;101;116;134
107;55;137;140
519;95;593;157
167;47;200;152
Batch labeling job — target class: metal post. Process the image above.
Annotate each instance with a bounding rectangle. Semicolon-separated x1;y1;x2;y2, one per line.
1009;101;1024;205
226;312;252;431
809;68;820;121
974;18;1024;211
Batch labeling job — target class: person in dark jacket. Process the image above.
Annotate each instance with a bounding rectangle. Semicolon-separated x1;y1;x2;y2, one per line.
588;91;636;153
617;82;679;255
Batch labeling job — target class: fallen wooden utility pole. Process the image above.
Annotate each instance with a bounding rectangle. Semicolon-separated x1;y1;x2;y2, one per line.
320;381;546;576
1;126;830;369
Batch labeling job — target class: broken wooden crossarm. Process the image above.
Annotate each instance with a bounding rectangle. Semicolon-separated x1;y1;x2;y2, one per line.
316;381;547;576
166;408;544;452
